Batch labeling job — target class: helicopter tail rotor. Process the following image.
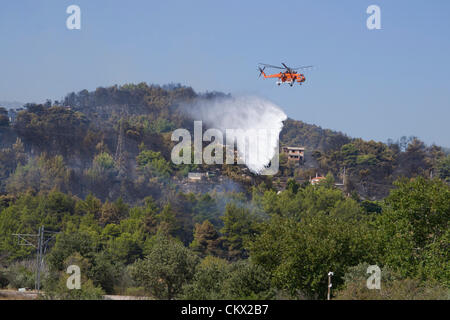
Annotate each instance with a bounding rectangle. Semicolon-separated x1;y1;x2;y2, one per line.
258;66;266;78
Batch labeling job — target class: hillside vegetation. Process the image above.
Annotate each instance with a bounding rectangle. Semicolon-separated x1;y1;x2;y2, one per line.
0;83;448;299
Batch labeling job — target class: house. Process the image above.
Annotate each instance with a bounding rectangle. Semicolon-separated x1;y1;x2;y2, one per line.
310;174;326;185
282;146;305;164
8;109;17;123
188;172;205;181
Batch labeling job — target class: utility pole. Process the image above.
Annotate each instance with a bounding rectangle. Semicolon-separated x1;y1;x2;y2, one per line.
36;226;43;292
343;166;346;185
115;105;128;178
12;226;58;293
327;271;334;300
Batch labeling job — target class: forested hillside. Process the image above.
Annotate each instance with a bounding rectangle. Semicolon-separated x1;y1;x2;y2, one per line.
0;83;448;299
282;119;448;199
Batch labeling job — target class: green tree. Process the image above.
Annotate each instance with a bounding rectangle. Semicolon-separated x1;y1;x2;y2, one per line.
417;228;450;287
156;203;179;237
47;231;99;272
181;257;273;300
86;152;117;199
437;155;450;182
43;253;104;300
221;260;274;299
88;251;123;294
192;194;220;226
341;143;358;167
376;177;450;281
6;155;72;194
0;107;9;127
130;235;199;299
377;177;450;282
181;256;231;299
249;213;375;299
99;198;129;226
221;203;258;260
137;149;172;179
190;220;224;258
286;178;300;194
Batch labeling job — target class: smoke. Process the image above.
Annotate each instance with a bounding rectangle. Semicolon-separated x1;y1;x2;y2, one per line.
183;95;287;174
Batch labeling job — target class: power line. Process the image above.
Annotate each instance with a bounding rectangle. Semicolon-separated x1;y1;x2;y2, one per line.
12;226;59;293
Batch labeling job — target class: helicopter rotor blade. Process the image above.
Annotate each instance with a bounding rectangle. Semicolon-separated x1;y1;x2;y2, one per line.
258;63;285;70
291;65;314;71
281;63;294;73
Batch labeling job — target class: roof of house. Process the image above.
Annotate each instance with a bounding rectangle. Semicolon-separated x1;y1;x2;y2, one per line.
283;146;305;150
188;172;204;179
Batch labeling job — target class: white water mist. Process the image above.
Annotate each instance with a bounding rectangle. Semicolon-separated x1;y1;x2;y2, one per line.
183;95;287;174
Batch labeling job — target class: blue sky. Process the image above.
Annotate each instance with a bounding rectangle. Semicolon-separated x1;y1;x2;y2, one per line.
1;0;449;146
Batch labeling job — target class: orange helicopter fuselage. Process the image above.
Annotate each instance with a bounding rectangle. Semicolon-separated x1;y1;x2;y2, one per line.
261;71;306;83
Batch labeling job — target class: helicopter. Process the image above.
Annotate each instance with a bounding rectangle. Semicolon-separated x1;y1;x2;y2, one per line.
258;63;313;86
